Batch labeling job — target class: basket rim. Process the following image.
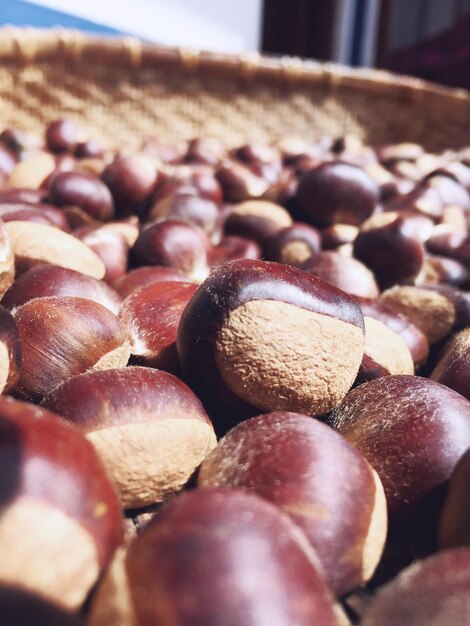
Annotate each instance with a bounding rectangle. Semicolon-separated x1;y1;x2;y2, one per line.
0;26;469;110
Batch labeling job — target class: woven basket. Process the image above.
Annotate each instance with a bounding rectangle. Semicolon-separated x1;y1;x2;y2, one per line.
0;27;469;152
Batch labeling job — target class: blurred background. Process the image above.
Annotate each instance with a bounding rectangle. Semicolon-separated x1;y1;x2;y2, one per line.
1;0;469;89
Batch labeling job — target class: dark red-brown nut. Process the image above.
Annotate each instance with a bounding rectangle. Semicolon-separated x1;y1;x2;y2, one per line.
0;305;21;393
45;119;79;154
119;281;198;372
12;296;130;402
101;155;158;217
0;187;48;204
430;328;470;399
1;265;122;315
209;236;262;267
356;298;429;370
88;489;347;626
0;200;70;231
296;162;379;226
223;200;293;247
216;160;269;202
6;151;56;190
321;224;359;250
0;219;14;299
4;221;105;278
74;140;103;159
146;193;219;235
42;367;216;509
302;251;379;299
266;223;321;267
0;396;122;609
356;316;414;384
153;166;223;205
232;143;282;182
426;224;467;257
353;213;425;289
199;412;387;596
185;137;225;166
48;171;114;221
177;259;365;426
330;375;470;541
438;449;470;549
422;254;469;287
380;284;469;345
362;548;470;626
130;220;210;283
74;225;129;283
0;586;85;626
113;266;190;299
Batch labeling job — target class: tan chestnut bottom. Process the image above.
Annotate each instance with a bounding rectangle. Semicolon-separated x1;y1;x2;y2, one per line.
88;548;137;626
215;300;364;415
364;317;414;375
0;498;99;610
91;343;131;371
281;241;313;266
88;419;216;509
380;287;455;344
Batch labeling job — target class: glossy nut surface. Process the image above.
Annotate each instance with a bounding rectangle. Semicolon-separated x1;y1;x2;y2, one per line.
178;259;365;424
330;375;470;537
42;367;216;509
362;548;470;626
199;412;387;595
13;296;130;401
49;171;114;221
0;305;21;393
89;489;346;626
0;396;122;609
296;161;378;226
430;328;470;398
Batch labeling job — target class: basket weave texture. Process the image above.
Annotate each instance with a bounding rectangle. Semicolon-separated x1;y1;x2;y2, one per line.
0;28;469;151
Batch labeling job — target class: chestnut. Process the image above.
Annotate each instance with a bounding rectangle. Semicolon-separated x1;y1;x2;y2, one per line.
119;281;198;372
146;193;219;235
0;201;70;231
177;259;365;426
296;161;379;226
223;199;292;248
209;235;261;267
73;225;129;283
361;547;470;626
113;266;190;299
0;144;17;178
45;119;79;154
89;489;347;626
101;155;158;217
422;254;469;287
129;220;210;283
153;166;223;205
356;316;414;384
185;137;225;166
266;222;321;267
380;284;469;345
215;160;269;202
142;139;184;164
12;296;130;401
0;396;122;609
302;251;379;299
42;367;216;509
438;449;470;549
0;585;85;625
48;171;114;221
356;298;429;370
74;140;104;159
329;375;470;541
0;219;14;299
353;212;425;289
6;152;56;189
0;188;48;204
430;328;470;399
0;305;21;393
1;265;122;315
321;224;359;250
4;221;105;278
199;412;387;596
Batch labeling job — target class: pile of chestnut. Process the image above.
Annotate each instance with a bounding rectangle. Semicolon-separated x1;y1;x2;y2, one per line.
0;118;468;626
